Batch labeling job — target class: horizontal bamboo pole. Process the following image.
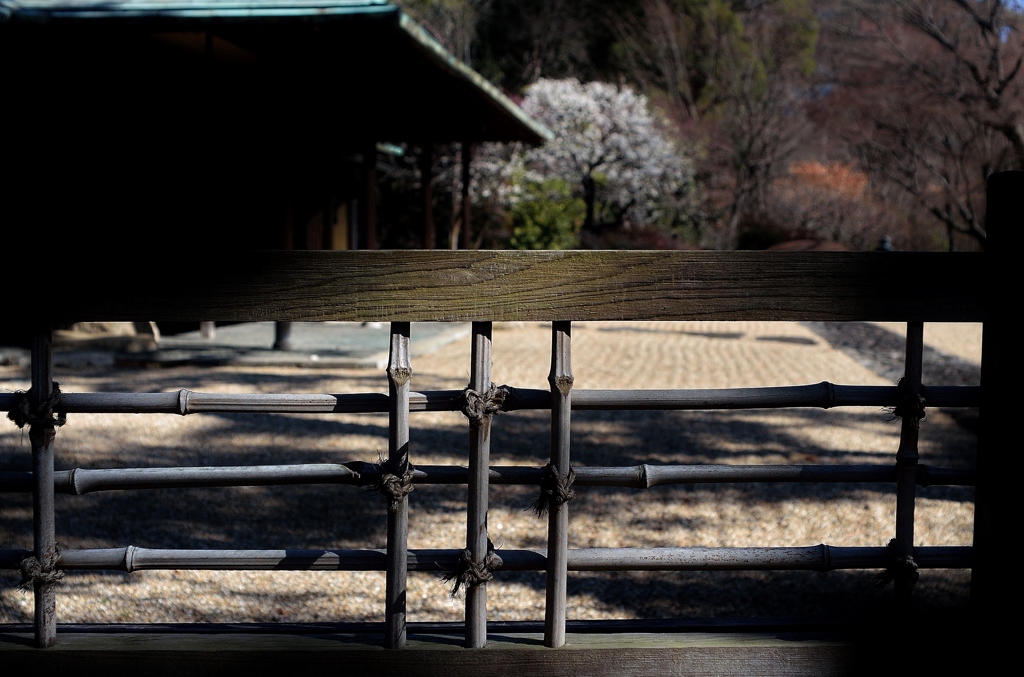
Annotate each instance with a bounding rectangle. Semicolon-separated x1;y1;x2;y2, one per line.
0;545;972;573
0;463;974;495
570;464;974;488
0;384;980;417
573;384;979;410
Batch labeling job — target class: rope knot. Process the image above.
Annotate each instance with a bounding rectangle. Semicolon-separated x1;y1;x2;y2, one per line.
7;382;66;430
374;458;415;512
876;539;920;589
462;384;507;421
529;463;576;517
442;539;502;598
888;378;926;422
18;547;64;592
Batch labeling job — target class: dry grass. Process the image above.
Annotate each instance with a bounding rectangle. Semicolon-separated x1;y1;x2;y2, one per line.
0;321;977;624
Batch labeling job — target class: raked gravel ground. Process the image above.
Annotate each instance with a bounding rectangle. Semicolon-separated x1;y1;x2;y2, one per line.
0;321;979;624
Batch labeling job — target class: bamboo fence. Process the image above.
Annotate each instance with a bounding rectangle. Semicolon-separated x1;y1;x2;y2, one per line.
3;179;1008;649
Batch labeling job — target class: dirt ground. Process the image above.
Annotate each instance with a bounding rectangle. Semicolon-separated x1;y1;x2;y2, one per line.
0;321;979;624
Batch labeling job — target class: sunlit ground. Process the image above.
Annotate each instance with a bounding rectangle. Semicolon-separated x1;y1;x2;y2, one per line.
0;321;979;624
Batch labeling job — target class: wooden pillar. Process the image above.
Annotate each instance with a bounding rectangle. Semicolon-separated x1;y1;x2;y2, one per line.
545;321;572;648
273;321;293;351
31;327;58;647
385;322;412;648
364;144;378;250
973;171;1020;621
465;322;493;647
460;142;472;251
420;144;434;250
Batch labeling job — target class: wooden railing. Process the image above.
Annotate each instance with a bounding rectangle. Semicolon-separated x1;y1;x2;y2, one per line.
0;172;1016;671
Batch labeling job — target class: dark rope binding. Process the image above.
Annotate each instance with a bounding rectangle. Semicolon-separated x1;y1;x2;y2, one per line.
887;377;926;423
443;538;502;598
461;383;508;421
875;538;920;589
374;457;415;512
529;463;576;517
18;547;64;592
7;382;66;429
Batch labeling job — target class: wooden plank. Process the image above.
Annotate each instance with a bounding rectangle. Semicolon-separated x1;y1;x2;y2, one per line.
0;630;867;677
972;171;1020;627
26;250;983;323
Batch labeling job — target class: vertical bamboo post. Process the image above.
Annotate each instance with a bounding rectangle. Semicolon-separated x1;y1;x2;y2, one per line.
894;321;924;611
31;326;58;647
973;171;1020;619
545;321;572;648
385;322;412;649
465;321;492;647
460;142;472;251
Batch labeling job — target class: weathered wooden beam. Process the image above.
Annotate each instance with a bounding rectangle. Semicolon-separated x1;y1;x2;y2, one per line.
26;251;983;323
973;171;1019;622
0;628;880;676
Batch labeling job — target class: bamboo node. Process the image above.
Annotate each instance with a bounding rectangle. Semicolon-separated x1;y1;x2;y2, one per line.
374;457;415;512
442;539;502;598
387;366;412;387
177;389;191;415
823;381;836;409
18;546;64;592
6;382;66;430
529;463;576;517
875;539;919;588
887;378;926;423
550;374;574;397
461;383;507;421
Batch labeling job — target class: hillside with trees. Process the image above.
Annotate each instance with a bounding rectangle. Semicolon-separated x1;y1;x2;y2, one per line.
392;0;1022;251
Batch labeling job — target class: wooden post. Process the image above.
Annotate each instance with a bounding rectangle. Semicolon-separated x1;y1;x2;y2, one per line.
385;322;412;649
465;322;492;647
545;321;572;648
973;171;1020;620
31;326;58;647
364;143;378;250
420;145;434;250
893;321;923;611
460;142;472;251
273;321;293;351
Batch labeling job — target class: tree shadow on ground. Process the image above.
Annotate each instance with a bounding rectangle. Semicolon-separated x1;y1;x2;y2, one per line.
0;357;976;624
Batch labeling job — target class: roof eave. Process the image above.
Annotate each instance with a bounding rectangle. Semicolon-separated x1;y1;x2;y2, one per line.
397;12;552;145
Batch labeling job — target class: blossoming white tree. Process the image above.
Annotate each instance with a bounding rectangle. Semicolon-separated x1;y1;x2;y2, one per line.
518;78;695;232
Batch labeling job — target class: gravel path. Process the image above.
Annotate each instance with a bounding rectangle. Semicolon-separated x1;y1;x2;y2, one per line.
0;321;978;624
